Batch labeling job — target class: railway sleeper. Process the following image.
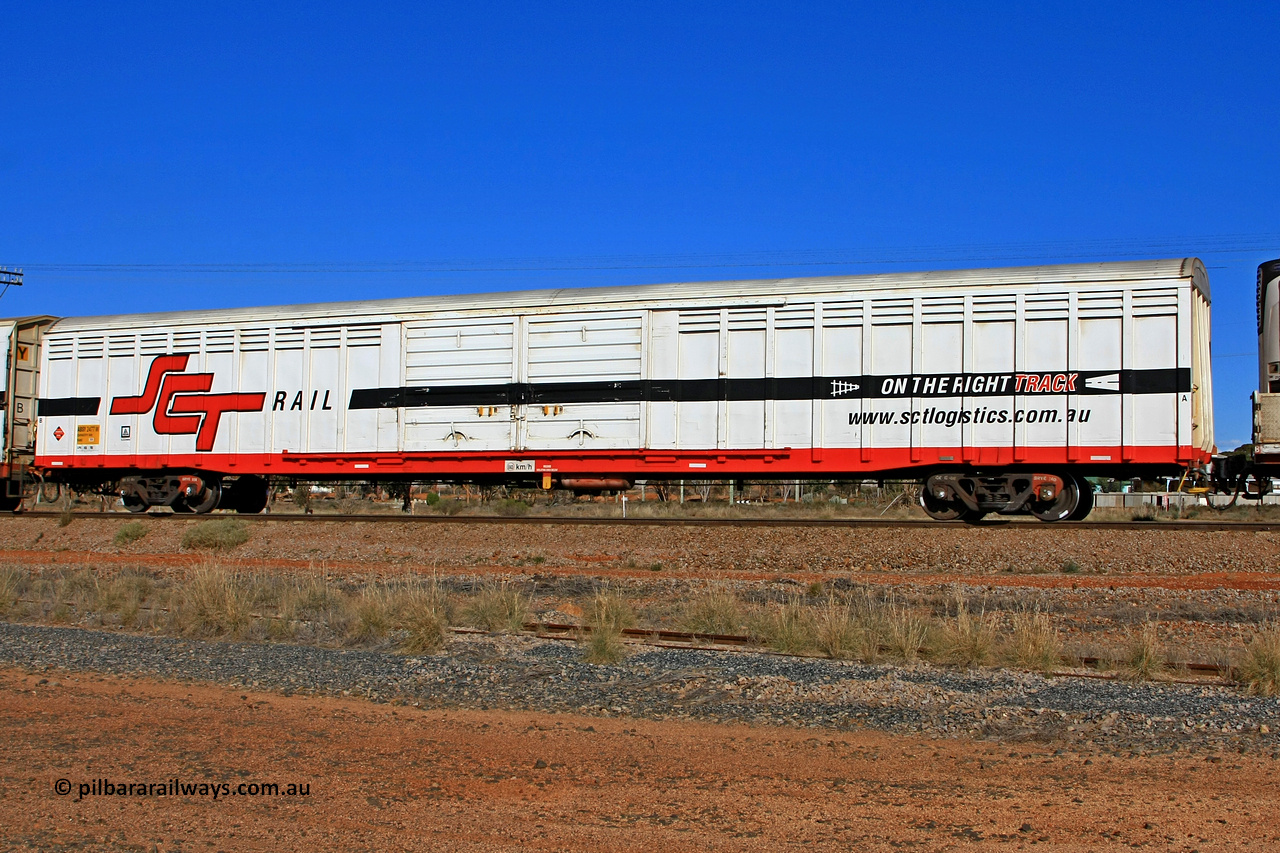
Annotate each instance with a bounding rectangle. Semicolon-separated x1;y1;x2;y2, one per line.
921;471;1092;523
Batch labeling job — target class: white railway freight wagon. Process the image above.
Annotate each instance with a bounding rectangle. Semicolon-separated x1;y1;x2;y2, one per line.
7;258;1213;520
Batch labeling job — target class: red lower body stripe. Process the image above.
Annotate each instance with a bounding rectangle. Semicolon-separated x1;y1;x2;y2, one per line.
35;445;1210;478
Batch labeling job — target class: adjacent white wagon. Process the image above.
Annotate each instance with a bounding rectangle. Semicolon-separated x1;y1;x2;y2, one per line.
2;258;1215;519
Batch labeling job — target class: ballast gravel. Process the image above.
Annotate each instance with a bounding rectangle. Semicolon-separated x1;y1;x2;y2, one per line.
2;621;1276;756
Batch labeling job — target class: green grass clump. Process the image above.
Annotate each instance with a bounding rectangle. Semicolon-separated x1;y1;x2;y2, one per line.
181;519;250;551
113;522;149;546
1238;624;1280;696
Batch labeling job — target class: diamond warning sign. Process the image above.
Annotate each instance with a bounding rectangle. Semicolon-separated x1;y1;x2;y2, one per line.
53;427;64;441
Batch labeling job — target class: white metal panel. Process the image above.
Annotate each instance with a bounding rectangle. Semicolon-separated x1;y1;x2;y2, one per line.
402;318;515;453
1020;317;1067;448
821;322;862;450
726;325;765;449
677;325;718;447
919;322;962;450
970;319;1015;450
647;311;679;449
867;321;912;448
774;325;812;448
524;312;642;451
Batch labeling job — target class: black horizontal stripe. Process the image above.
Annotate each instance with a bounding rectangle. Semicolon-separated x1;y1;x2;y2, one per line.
38;397;101;417
349;368;1190;410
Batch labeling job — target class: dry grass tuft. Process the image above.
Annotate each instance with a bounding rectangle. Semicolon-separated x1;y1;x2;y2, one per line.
581;625;627;664
178;566;253;637
681;587;744;636
0;566;25;614
1121;621;1168;681
462;582;528;633
939;594;999;668
1237;624;1280;696
348;586;394;643
393;577;451;654
589;591;636;632
99;570;154;628
750;597;817;655
814;597;860;660
181;519;250;551
884;602;930;663
579;590;635;664
1003;608;1062;673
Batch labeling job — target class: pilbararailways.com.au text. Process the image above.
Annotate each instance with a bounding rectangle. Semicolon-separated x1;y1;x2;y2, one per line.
54;777;311;801
848;406;1094;427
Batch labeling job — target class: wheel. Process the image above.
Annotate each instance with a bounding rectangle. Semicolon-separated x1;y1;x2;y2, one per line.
1030;477;1082;522
229;475;269;514
38;480;61;504
0;493;21;512
122;493;149;513
920;488;966;521
185;482;221;514
1067;475;1094;521
959;508;988;523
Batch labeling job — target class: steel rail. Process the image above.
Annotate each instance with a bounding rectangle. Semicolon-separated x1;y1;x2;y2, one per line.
9;509;1280;532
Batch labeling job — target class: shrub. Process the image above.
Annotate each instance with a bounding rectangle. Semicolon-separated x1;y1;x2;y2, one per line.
423;491;441;506
682;588;744;636
462;582;528;632
1003;609;1062;673
291;484;312;512
181;519;250;551
493;498;531;517
1122;621;1167;681
435;499;466;516
113;522;149;546
1238;624;1280;696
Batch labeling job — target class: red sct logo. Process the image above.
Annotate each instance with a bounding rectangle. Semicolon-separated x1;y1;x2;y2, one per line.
110;355;266;452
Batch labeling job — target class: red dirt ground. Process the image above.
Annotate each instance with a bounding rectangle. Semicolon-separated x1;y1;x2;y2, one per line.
3;667;1277;852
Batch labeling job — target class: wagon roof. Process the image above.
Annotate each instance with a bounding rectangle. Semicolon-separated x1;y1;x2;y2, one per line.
44;257;1206;332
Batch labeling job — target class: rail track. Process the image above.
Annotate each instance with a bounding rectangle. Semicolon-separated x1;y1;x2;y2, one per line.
10;509;1280;532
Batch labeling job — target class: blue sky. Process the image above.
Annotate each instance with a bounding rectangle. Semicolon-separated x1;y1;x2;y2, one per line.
1;2;1277;447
